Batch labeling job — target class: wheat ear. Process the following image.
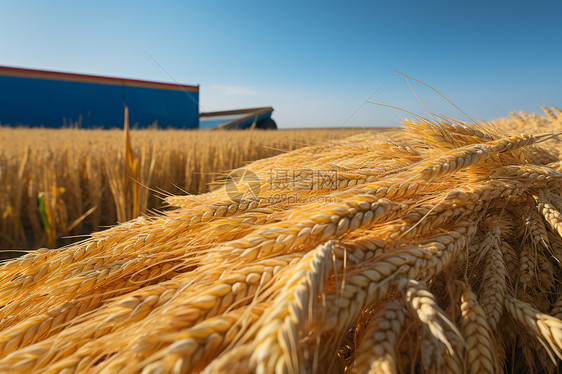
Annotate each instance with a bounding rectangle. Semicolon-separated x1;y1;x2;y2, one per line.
458;281;498;374
504;296;562;363
351;301;405;374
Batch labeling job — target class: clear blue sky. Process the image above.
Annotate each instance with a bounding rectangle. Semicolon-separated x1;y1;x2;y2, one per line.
1;0;561;128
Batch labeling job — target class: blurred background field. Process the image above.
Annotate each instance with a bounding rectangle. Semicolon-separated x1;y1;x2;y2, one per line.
0;127;361;250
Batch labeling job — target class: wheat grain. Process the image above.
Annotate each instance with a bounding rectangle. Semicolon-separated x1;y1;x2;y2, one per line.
218;197;399;263
504;296;562;363
458;281;498;374
110;305;266;374
402;279;460;371
248;241;334;374
351;301;405;374
479;237;506;331
519;245;536;291
538;192;562;237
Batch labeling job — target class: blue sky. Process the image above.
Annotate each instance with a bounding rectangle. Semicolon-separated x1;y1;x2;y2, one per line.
1;0;561;128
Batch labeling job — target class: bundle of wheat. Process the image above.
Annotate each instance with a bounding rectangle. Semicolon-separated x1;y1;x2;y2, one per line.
1;108;562;373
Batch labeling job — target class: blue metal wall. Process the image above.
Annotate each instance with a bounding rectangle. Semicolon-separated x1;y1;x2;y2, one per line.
0;75;199;129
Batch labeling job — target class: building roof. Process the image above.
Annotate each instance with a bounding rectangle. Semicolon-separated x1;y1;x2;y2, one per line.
0;65;199;92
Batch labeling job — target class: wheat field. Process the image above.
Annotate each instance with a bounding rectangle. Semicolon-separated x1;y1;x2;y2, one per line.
0;127;359;250
1;107;562;373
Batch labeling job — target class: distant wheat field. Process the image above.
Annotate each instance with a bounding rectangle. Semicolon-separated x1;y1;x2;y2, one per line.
0;127;365;250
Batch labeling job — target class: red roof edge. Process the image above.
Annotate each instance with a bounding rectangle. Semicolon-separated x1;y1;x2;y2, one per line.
0;65;199;92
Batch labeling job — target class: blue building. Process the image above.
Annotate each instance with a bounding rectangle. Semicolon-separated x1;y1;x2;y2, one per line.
0;66;199;129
